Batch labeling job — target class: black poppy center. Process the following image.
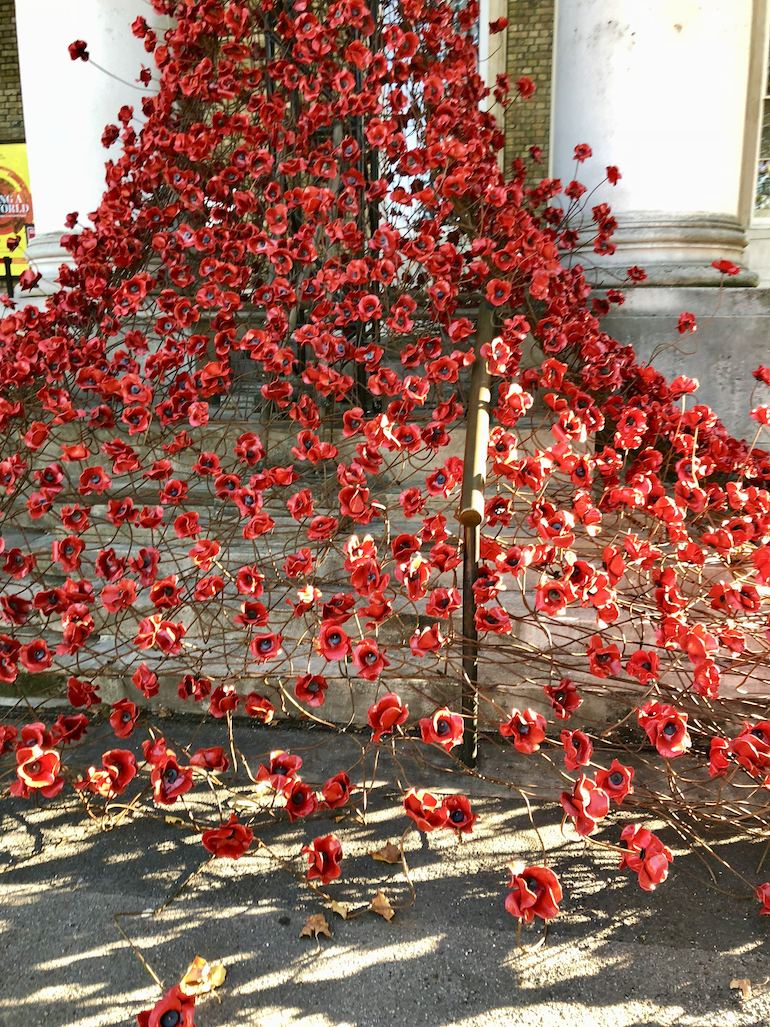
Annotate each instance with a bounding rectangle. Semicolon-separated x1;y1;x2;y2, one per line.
450;809;465;823
662;722;677;737
609;771;624;786
436;719;449;735
159;1011;181;1027
164;767;177;783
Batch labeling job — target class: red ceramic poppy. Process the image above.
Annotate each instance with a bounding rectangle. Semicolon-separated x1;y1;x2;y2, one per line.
202;813;253;859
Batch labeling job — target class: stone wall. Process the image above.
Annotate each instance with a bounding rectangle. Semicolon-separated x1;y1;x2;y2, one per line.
0;0;24;141
504;0;554;179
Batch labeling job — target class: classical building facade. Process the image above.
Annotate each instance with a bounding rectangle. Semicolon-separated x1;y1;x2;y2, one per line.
4;0;770;439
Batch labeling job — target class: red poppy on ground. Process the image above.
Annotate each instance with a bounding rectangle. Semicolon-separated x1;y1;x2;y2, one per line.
560;775;610;836
320;771;354;810
151;756;194;805
76;748;137;798
756;882;770;914
257;750;303;792
505;862;562;922
442;794;477;834
189;747;229;773
202;813;253;859
302;834;343;884
284;780;319;822
499;709;547;753
420;708;464;751
637;701;691;758
137;985;196;1027
404;788;450;831
16;745;61;789
50;713;88;746
618;824;673;890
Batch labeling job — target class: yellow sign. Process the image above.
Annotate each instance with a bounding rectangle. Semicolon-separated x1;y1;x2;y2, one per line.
0;143;34;276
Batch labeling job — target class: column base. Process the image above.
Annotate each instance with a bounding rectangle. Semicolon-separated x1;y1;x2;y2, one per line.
580;212;759;287
23;232;74;296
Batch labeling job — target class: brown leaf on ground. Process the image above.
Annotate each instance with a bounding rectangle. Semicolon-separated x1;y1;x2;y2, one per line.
179;956;226;997
730;978;752;999
369;890;395;921
300;914;331;939
370;842;400;864
327;900;351;919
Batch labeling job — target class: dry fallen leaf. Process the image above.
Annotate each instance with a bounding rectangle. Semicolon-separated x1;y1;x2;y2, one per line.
370;842;400;864
730;978;752;999
164;815;187;827
369;890;395;921
327;900;351;919
179;956;226;997
300;913;331;939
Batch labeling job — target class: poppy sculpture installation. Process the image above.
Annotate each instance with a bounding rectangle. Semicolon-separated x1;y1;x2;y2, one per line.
3;2;770;1020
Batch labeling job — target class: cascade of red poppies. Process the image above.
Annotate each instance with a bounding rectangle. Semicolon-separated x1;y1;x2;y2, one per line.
3;0;770;966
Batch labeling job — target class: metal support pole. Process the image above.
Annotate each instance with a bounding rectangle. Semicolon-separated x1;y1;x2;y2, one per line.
457;300;494;768
3;257;13;298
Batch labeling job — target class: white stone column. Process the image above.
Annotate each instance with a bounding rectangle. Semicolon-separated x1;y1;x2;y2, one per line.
552;0;757;286
14;0;157;294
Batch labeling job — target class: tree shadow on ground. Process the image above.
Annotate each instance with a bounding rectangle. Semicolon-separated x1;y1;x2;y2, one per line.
2;762;769;1027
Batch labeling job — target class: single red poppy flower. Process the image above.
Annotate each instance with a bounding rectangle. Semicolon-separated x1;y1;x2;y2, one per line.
109;699;139;738
321;771;354;810
543;679;582;720
244;692;276;723
499;709;547;753
284;780;318;822
209;685;241;718
202;813;253;859
189;747;229;773
367;693;409;742
561;729;593;771
618;824;673;891
756;882;770;914
560;775;609;836
442;794;477;834
595;759;634;804
637;701;691;759
257;750;303;792
403;788;449;831
151;756;194;806
302;834;343;884
419;708;464;751
137;985;196;1027
505;862;562;922
351;640;390;681
16;745;61;789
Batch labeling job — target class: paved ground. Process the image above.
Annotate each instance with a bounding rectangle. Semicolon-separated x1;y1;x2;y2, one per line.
1;723;770;1027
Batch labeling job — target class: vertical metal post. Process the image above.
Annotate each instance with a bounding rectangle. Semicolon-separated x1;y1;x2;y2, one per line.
457;301;494;768
3;257;13;298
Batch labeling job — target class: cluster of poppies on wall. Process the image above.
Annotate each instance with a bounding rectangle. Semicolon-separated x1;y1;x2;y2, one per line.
3;3;770;1020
